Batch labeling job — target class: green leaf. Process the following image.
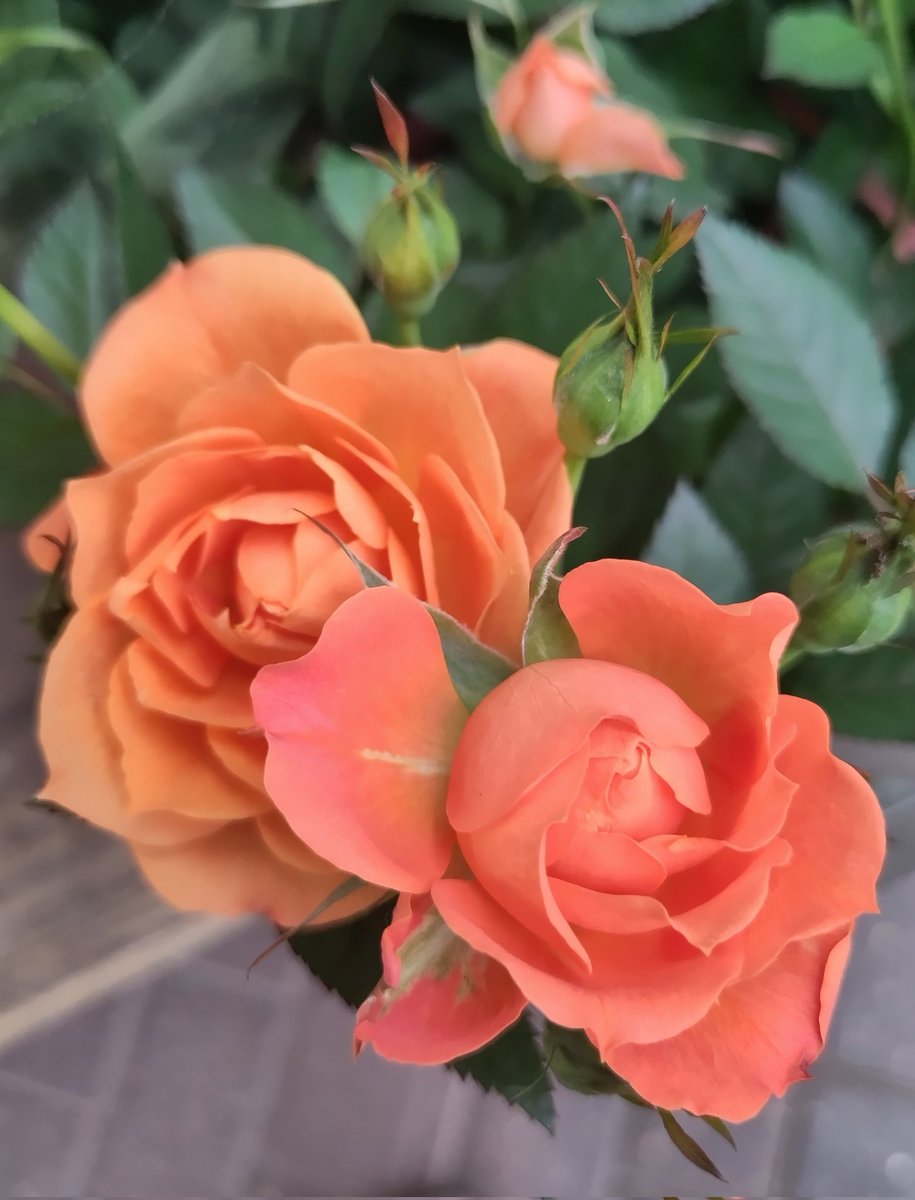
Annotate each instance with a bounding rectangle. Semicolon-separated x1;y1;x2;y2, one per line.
704;418;832;590
790;646;915;739
0;1;58;16
568;426;677;566
0;23;95;65
646;480;752;603
872;259;915;347
175;168;355;285
122;14;290;186
468;8;515;104
900;422;915;480
522;528;584;666
658;1109;725;1181
544;1022;647;1101
696;215;896;492
700;1113;736;1149
485;218;628;354
114;147;174;296
430;606;516;711
452;1013;556;1131
322;0;395;125
316;144;393;248
0;0;59;40
0;78;83;140
765;7;883;88
0;393;93;525
22;183;116;359
287;898;394;1007
404;0;520;18
779;172;875;304
440;166;507;257
594;0;725;35
236;0;339;7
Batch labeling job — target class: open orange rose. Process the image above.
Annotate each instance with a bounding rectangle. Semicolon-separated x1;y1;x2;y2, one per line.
27;246;571;926
491;35;684;181
253;562;885;1119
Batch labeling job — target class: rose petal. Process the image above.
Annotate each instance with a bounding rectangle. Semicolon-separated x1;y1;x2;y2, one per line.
38;605;226;845
178;363;397;473
24;495;71;571
475;512;531;661
81;248;369;465
500;39;605;163
416;454;506;638
462;745;593;971
287;344;506;530
253;587;466;892
433;877;743;1052
460;340;570;561
660;838;792;954
560;561;797;727
546;826;668;895
606;928;853;1121
741;696;884;974
558;103;685;180
108;656;268;820
548;879;670;934
64;430;259;607
133;819;382;927
448;657;708;834
125;640;254;729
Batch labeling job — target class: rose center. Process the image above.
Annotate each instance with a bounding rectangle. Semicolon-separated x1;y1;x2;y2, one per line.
569;718;686;841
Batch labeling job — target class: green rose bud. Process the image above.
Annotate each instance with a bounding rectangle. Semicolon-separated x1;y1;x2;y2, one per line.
553;318;668;458
791;532;913;654
362;181;460;322
551;202;720;474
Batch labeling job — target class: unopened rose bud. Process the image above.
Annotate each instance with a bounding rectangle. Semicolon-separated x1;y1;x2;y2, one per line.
362;180;460;322
790;532;912;654
553;317;668;458
474;8;683;183
553;202;715;465
356;81;461;328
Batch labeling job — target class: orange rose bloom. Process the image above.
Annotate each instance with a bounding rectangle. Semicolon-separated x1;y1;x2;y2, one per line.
27;247;571;926
492;35;684;181
254;564;885;1119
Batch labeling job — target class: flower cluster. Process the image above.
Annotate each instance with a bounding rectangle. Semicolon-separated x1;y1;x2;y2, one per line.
17;3;893;1163
26;245;885;1134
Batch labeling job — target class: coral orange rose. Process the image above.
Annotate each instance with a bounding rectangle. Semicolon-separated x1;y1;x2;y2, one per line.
253;562;885;1120
491;35;684;181
27;246;571;927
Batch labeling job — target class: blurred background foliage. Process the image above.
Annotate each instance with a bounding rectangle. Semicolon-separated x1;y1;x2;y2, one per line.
3;0;915;741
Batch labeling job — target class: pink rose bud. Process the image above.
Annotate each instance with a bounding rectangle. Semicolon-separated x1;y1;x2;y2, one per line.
485;22;683;181
492;35;611;166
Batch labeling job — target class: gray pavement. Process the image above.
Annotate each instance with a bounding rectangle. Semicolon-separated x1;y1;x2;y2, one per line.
1;782;914;1197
